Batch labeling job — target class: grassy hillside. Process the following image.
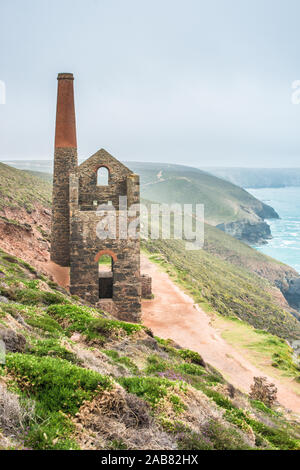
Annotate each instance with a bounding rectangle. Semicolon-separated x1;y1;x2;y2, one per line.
203;223;297;286
213;315;300;383
25;170;53;183
0;163;51;212
1;160;54;174
0;250;299;450
129;162;278;225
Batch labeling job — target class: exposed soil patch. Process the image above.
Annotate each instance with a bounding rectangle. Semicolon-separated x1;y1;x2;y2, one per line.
0;204;50;272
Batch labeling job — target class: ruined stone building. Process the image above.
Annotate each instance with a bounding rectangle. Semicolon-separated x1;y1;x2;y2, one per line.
50;73;145;322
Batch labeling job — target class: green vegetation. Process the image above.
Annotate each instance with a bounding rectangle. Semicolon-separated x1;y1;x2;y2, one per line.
4;353;111;450
102;349;139;373
26;313;64;337
98;255;112;265
130;162;277;224
0;252;150;449
155;337;206;365
145;353;209;380
47;304;144;343
5;353;111;414
30;338;79;364
118;376;186;411
176;362;206;376
12;288;68;306
176;349;206;365
214;315;300;380
0;162;51;212
251;399;279;416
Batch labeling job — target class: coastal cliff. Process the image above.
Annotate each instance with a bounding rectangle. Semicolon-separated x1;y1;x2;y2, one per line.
216;219;272;245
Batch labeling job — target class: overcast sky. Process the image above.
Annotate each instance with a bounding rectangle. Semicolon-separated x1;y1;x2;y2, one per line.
1;0;300;167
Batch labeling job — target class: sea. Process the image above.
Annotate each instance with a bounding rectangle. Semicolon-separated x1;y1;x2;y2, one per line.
248;187;300;274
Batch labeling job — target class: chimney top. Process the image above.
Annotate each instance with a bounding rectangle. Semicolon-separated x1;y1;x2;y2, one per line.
55;72;77;148
57;73;74;80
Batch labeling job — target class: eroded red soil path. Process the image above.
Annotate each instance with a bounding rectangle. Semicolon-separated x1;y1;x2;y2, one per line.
141;256;300;413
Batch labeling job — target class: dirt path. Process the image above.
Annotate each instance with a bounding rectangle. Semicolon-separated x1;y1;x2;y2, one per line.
141;256;300;413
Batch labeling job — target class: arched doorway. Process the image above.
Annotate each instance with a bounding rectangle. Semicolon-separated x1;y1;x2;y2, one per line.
95;250;117;299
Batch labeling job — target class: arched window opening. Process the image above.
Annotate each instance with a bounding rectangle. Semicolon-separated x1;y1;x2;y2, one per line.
97;167;109;186
98;255;113;298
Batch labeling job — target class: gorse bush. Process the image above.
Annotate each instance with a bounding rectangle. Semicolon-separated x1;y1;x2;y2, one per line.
118;376;186;408
176;362;206;376
250;399;278;416
47;304;144;343
30;338;79;364
25;313;64;337
146;354;168;374
5;353;112;414
1;351;113;450
176;349;206;367
10;288;69;306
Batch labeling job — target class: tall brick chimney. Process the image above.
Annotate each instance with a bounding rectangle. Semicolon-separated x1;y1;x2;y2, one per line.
51;73;78;267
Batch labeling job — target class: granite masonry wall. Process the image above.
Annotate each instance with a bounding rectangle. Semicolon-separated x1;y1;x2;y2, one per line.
78;149;133;210
141;274;152;299
51;147;77;266
69;151;142;322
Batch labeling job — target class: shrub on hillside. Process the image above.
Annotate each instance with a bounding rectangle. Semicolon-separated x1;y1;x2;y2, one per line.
5;353;112;414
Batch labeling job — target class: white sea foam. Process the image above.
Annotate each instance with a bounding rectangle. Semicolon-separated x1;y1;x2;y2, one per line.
248;187;300;273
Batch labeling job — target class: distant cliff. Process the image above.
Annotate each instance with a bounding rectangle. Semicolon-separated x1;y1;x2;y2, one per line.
216;219;272;245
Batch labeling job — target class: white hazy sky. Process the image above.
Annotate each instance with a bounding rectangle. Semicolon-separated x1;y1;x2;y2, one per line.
1;0;300;166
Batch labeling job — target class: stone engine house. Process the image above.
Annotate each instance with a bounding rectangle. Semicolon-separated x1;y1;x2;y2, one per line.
51;73;142;322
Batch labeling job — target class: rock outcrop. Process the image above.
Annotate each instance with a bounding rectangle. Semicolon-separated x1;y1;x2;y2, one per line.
216;198;279;245
216;219;272;245
254;202;279;220
0;328;27;353
277;277;300;311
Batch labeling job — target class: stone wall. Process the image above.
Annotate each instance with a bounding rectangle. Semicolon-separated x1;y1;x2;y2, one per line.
51;147;77;266
78;149;133;210
69;153;142;322
141;274;152;299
